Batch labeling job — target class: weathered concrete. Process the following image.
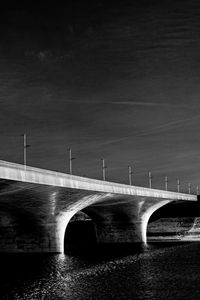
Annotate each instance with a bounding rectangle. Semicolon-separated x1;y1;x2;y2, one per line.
0;160;197;253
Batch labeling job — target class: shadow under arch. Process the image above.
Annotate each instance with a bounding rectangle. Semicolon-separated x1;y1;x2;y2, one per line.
64;211;97;253
147;200;200;241
0;205;48;252
60;196;173;254
57;193;196;254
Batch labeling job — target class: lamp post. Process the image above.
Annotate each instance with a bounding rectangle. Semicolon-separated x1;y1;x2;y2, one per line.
188;183;191;194
177;179;180;193
67;148;75;175
101;158;107;181
148;172;152;189
22;133;30;166
165;176;168;191
128;165;133;185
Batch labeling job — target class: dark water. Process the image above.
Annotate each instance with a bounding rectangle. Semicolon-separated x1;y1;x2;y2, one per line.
1;243;200;299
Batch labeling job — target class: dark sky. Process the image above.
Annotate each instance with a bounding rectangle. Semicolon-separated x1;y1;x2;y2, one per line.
1;0;200;192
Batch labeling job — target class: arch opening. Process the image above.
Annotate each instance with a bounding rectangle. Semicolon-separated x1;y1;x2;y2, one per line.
64;211;97;253
147;201;200;242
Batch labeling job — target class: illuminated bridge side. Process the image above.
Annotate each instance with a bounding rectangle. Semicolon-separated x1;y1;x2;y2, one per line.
0;160;197;253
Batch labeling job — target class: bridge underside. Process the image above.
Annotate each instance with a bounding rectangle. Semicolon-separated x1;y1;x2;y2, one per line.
0;160;196;253
0;178;179;253
147;200;200;241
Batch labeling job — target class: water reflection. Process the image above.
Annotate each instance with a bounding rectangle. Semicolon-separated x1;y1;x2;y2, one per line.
1;242;200;299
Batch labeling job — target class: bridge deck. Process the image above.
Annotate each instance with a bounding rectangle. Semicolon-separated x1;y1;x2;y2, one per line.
0;160;197;201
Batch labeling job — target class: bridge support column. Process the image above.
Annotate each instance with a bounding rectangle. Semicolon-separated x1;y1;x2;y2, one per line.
84;198;171;246
94;220;146;244
0;208;69;253
0;217;60;253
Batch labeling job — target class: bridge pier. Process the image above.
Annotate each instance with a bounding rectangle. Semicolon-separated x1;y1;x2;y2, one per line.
0;213;60;253
82;198;171;247
94;220;145;244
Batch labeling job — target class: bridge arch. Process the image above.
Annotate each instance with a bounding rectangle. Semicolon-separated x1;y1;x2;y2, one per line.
55;195;172;254
54;193;113;253
147;201;200;241
64;211;96;252
0;161;197;253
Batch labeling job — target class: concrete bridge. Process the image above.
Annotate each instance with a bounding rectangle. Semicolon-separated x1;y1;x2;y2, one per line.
0;160;197;253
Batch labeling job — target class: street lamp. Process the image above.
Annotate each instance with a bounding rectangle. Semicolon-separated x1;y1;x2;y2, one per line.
21;133;30;166
148;171;152;188
67;148;75;175
165;176;168;191
101;158;107;181
188;183;191;194
128;165;133;185
177;179;180;193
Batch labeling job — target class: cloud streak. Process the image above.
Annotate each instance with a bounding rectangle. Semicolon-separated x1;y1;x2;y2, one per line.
63;99;191;108
89;115;200;148
137;115;200;137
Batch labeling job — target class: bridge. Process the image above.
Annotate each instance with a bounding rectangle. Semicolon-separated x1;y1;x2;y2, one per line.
0;160;197;253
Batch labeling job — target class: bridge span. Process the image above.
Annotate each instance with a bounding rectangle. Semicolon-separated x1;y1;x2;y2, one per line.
0;160;197;253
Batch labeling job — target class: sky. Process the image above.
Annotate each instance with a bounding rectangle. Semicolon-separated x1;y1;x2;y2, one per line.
1;0;200;192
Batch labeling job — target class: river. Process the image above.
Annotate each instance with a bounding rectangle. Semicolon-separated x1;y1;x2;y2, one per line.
1;242;200;299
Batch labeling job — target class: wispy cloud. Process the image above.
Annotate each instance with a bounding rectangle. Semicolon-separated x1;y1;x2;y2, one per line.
110;101;189;108
88;115;200;148
137;115;200;137
63;99;191;108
